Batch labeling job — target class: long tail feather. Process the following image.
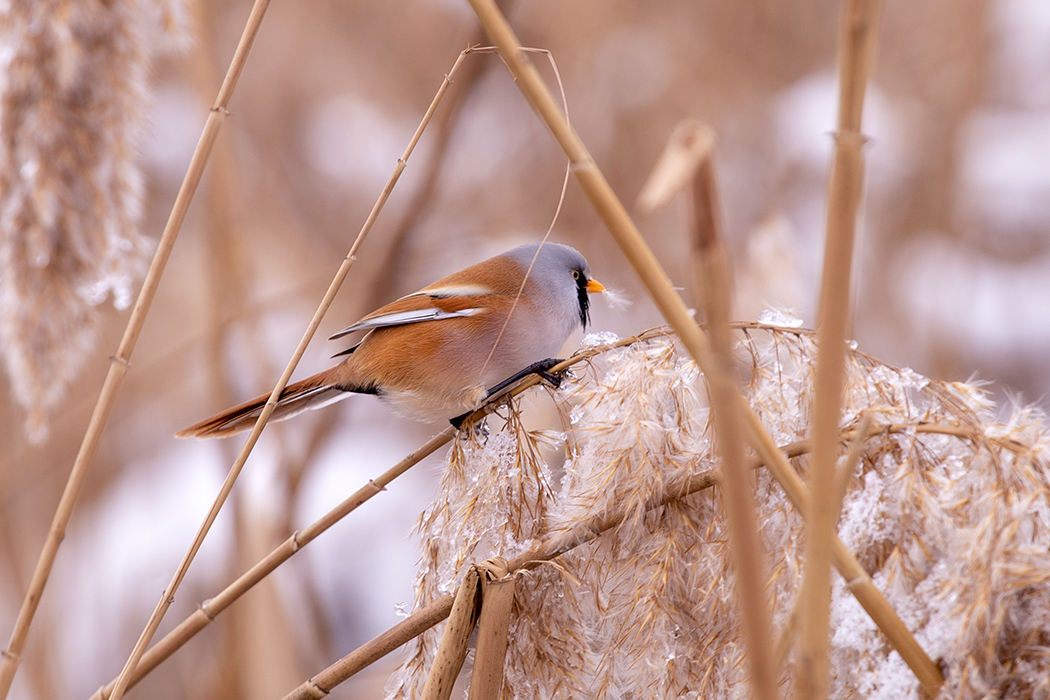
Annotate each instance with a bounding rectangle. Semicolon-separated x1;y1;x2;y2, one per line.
176;375;350;439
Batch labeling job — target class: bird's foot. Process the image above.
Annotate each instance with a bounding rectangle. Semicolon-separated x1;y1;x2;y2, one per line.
448;358;567;431
484;358;566;398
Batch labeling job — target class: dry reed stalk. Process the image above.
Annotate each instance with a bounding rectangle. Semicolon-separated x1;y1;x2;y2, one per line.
468;559;517;700
692;146;779;700
463;0;716;386
799;0;882;695
103;41;478;700
0;2;256;698
188;0;271;426
284;595;457;700
188;5;309;689
86;428;449;700
640;121;778;700
421;566;482;700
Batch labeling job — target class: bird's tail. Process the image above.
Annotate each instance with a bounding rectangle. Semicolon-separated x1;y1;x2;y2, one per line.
175;372;351;439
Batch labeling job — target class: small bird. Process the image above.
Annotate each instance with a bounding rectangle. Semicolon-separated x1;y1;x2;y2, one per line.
177;242;605;438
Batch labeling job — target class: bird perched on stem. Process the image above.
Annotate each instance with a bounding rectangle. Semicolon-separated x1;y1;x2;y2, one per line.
177;242;604;438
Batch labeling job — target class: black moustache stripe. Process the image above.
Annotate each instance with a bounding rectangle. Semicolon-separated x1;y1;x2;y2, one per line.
576;273;591;328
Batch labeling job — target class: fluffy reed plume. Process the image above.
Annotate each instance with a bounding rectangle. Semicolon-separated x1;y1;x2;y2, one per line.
385;408;589;699
389;324;1050;699
0;0;187;440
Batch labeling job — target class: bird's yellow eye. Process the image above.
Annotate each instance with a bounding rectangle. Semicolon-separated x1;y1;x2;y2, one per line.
572;270;581;280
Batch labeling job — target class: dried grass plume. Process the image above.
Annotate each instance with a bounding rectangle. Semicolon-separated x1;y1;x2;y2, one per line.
0;0;188;440
390;325;1050;699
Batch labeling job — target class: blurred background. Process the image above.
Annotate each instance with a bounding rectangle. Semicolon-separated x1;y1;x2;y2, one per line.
1;0;1048;698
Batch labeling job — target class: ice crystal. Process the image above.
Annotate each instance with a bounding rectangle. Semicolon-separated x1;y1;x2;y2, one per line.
580;331;621;348
757;307;804;328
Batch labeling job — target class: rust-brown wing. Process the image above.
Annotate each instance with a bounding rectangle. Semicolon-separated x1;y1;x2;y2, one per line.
329;254;530;340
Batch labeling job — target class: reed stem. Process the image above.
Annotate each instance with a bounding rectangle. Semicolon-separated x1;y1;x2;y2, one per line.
798;0;882;696
0;3;272;698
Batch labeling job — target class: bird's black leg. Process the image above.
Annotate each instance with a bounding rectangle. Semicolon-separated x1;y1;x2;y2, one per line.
485;358;565;396
449;358;565;429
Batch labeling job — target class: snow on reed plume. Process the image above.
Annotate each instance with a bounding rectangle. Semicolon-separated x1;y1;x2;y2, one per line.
388;324;1050;699
0;0;187;440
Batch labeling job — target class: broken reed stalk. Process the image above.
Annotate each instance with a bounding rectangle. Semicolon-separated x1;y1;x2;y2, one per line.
281;439;813;700
798;0;882;697
463;1;941;691
104;42;476;700
693;138;779;700
421;566;481;700
639;121;778;700
468;560;517;700
0;2;273;698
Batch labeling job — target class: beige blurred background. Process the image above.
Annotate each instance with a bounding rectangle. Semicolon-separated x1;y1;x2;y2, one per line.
1;0;1048;698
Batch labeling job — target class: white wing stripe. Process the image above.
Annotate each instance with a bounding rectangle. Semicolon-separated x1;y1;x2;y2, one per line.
414;284;492;299
329;308;481;339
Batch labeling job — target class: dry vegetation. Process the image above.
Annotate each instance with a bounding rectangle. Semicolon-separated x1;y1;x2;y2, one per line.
0;0;1048;699
384;327;1050;699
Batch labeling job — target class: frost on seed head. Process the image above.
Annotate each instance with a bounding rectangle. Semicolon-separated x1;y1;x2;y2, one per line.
389;326;1050;700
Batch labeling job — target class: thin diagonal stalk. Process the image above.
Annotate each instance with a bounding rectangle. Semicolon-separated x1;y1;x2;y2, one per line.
284;596;457;700
104;40;475;700
86;429;453;700
281;440;812;700
798;0;882;697
0;2;272;698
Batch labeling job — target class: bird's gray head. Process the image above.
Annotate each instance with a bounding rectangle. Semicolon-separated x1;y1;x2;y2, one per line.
502;242;600;329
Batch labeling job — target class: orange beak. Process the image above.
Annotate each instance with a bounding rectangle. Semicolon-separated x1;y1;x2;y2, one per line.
586;278;606;294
